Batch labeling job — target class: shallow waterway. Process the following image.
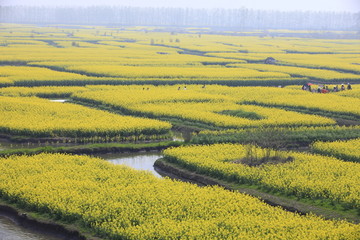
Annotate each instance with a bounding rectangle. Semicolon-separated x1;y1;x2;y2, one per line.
49;99;68;103
0;215;61;240
100;152;163;178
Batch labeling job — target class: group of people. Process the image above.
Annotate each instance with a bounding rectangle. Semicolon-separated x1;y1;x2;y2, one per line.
302;83;352;93
177;85;206;90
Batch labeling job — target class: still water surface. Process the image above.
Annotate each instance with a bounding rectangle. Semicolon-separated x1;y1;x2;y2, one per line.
0;215;60;240
49;99;68;103
101;152;163;178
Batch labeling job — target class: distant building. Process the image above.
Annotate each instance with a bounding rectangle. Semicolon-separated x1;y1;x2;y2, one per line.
264;57;276;64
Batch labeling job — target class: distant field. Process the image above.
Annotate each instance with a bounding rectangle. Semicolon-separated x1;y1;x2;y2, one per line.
0;24;359;86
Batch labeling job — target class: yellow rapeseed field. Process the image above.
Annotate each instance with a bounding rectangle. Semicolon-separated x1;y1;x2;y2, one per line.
0;24;359;239
1;24;359;86
0;153;358;239
312;138;360;162
73;85;336;128
0;96;171;138
164;144;360;209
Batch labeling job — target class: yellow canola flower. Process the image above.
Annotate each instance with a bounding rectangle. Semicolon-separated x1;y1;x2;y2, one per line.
231;63;360;80
0;153;358;239
0;86;88;97
201;85;360;117
66;65;290;80
73;85;336;129
0;96;171;138
164;143;360;209
0;66;97;82
2;24;359;86
312;138;360;162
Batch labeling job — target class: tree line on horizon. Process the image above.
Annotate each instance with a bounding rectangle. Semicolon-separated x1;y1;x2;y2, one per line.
0;6;359;31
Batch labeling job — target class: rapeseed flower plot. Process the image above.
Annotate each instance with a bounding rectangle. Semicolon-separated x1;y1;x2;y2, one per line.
335;89;360;99
1;24;359;86
231;63;360;81
73;85;336;129
201;85;360;117
0;153;358;239
66;65;290;80
0;86;88;97
312;138;360;162
0;96;171;138
164;144;360;209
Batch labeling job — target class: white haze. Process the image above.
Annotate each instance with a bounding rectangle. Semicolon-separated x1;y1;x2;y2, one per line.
1;0;360;12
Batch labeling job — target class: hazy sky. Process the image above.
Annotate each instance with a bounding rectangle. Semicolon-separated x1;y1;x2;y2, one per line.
1;0;360;12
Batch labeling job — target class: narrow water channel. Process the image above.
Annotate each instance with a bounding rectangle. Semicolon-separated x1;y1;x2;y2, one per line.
0;215;61;240
99;152;163;178
49;99;68;103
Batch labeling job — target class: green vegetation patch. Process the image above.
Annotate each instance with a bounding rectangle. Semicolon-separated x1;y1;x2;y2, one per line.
219;109;265;120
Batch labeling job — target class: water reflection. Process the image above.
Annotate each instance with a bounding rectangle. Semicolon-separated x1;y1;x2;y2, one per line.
172;130;192;142
100;152;163;178
0;215;60;240
49;99;68;103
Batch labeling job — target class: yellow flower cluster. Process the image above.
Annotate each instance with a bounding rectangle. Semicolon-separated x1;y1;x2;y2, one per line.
312;138;360;162
0;153;358;239
0;96;171;138
269;54;360;73
1;24;359;86
163;144;360;208
66;65;290;80
0;76;12;83
73;85;335;128
0;66;97;83
199;125;360;136
230;63;360;80
0;86;88;97
4;84;357;122
202;85;360;117
335;89;360;99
